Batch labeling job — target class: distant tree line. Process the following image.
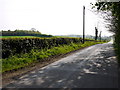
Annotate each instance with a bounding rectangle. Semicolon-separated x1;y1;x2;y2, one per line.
56;35;111;41
0;30;52;37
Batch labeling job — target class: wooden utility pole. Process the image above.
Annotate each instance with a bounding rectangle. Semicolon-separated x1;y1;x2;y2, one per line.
83;6;85;44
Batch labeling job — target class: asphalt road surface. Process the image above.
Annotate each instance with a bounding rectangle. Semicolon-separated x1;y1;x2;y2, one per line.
4;42;118;88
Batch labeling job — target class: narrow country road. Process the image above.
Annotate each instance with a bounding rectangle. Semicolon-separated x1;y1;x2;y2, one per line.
4;42;118;88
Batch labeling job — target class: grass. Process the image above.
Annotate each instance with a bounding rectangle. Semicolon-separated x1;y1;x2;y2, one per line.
1;41;106;73
0;36;40;38
0;36;80;39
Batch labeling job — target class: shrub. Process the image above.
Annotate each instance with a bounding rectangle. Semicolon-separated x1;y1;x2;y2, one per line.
2;38;83;59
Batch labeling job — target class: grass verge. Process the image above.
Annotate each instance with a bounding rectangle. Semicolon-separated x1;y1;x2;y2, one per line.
1;41;106;73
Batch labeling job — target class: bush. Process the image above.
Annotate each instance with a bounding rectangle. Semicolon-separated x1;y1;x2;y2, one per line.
2;38;83;59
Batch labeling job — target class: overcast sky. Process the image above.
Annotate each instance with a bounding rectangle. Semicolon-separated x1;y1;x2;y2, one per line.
0;0;113;36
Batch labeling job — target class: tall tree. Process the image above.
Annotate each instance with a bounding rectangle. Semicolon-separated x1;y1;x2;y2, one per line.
95;27;98;41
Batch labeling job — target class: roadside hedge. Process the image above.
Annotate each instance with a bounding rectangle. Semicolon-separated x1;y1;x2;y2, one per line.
2;38;83;59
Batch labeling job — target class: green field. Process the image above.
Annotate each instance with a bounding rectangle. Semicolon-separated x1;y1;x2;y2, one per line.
0;36;68;38
0;36;40;38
